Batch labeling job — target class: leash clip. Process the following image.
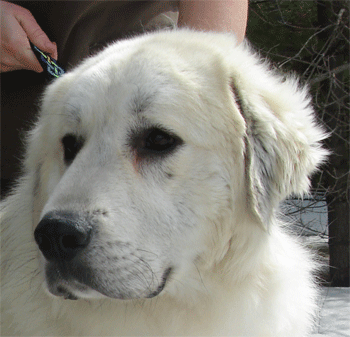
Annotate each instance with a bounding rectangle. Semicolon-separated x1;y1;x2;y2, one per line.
30;42;65;79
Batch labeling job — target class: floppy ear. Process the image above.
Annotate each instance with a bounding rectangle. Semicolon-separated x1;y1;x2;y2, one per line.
230;77;328;231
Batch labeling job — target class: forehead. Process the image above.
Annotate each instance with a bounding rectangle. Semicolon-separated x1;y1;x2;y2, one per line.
40;35;241;146
42;67;154;138
48;55;196;130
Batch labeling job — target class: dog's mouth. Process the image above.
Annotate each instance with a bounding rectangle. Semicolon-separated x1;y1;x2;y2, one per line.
36;211;173;300
45;262;172;301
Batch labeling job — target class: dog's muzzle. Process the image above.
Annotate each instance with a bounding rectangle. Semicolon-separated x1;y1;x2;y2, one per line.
34;211;172;300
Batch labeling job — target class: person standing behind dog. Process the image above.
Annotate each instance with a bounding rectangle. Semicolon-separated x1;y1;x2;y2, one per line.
1;1;248;72
0;0;248;195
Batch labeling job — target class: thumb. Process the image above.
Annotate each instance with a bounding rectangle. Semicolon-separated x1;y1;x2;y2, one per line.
15;9;58;59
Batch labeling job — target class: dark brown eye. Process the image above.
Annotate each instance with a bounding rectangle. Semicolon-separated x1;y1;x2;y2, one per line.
131;127;183;158
144;129;177;152
61;134;84;164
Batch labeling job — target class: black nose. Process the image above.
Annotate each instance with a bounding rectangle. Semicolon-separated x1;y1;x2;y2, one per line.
34;211;91;261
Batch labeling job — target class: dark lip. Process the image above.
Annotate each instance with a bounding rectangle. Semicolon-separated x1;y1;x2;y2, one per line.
55;285;79;300
146;267;173;298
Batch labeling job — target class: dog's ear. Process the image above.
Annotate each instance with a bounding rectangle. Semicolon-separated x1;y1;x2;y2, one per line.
230;77;328;231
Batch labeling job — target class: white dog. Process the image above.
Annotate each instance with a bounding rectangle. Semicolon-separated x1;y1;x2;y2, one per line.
1;30;327;336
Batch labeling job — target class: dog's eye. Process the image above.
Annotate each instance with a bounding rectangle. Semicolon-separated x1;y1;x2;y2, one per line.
132;127;183;158
61;134;84;164
144;129;177;152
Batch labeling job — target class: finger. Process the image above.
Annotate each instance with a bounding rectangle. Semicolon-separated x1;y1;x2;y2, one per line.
14;8;57;58
22;44;45;72
1;14;43;72
50;42;58;60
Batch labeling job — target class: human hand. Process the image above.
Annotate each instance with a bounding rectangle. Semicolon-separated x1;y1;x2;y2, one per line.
0;1;57;73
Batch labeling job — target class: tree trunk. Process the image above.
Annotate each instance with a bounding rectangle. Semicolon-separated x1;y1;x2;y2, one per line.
317;0;349;287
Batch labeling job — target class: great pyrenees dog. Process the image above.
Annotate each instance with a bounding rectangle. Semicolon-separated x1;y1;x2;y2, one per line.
1;30;327;336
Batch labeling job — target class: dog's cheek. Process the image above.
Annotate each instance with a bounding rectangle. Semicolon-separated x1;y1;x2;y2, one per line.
168;171;231;266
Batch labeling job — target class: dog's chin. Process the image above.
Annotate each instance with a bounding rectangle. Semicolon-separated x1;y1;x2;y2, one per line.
44;266;172;301
46;281;106;300
46;280;168;301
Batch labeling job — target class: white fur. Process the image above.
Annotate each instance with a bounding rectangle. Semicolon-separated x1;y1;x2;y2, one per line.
1;30;328;336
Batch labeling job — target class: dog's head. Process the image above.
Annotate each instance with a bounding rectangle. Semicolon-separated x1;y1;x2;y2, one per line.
27;30;327;301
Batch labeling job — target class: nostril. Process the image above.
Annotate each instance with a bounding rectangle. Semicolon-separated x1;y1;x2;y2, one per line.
60;235;78;250
59;233;90;251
